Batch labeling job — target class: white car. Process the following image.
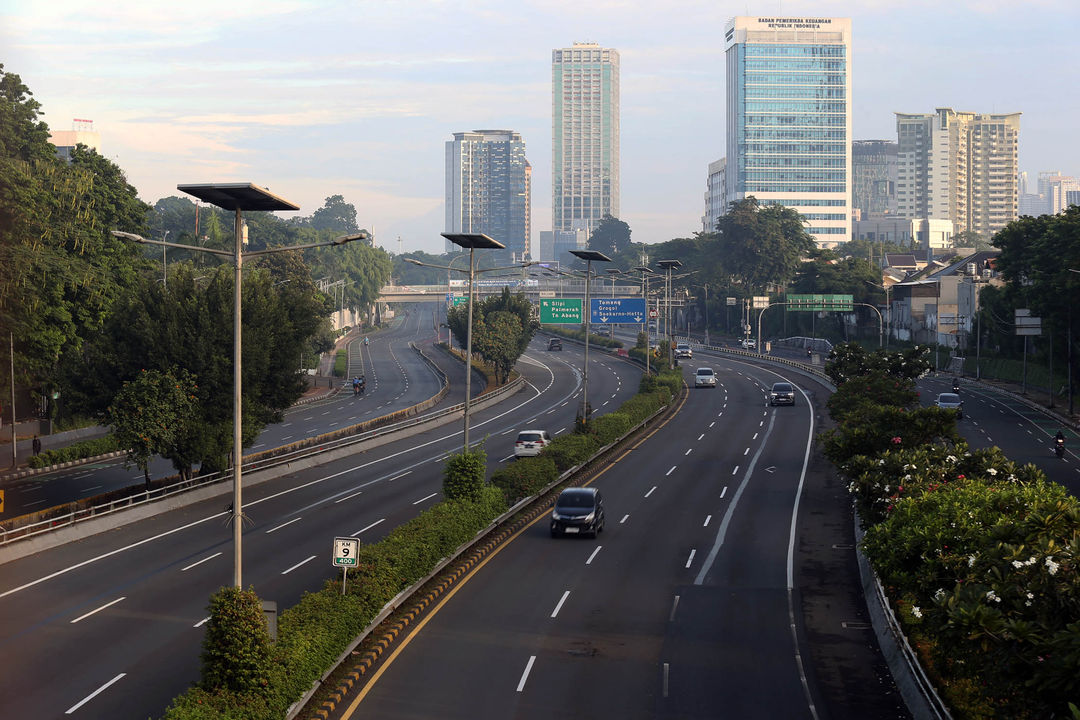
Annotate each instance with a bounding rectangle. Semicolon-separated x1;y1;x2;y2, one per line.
740;338;756;349
694;367;717;388
934;393;963;419
674;343;693;359
514;429;552;458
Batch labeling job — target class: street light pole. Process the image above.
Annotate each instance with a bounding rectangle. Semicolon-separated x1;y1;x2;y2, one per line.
570;250;612;424
113;182;362;589
657;260;682;370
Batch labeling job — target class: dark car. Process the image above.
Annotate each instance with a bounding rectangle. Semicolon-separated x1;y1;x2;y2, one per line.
769;382;795;406
547;337;562;351
550;487;605;538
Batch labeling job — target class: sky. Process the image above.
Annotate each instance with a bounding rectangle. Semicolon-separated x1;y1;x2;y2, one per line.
3;0;1078;255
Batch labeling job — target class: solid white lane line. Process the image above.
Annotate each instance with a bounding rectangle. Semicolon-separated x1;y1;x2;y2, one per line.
666;466;676;476
281;555;317;575
352;519;385;536
265;517;302;534
413;492;438;505
65;673;126;715
586;546;602;565
720;486;728;499
704;515;712;526
516;656;536;692
685;549;696;569
71;596;125;624
645;486;657;498
551;591;570;618
194;616;210;628
334;490;364;504
620;514;629;524
181;552;222;572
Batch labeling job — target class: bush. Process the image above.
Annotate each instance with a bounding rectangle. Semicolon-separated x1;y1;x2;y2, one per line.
200;586;273;694
490;457;558;504
820;404;960;467
590;412;631;446
27;434;120;468
442;448;488;501
333;348;347;377
542;433;598;472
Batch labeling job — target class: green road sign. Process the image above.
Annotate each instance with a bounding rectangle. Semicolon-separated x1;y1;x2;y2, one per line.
540;298;582;324
451;295;468;306
786;293;853;312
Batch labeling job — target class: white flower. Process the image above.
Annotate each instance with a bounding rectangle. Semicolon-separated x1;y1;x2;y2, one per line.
911;606;923;618
1026;592;1034;599
878;459;885;466
986;590;1001;603
1046;557;1060;575
1012;560;1024;569
934;588;947;602
968;555;977;567
946;455;957;463
987;468;998;476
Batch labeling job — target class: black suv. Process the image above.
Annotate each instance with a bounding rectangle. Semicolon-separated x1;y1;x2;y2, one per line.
769;382;795;406
547;337;562;351
550;487;605;538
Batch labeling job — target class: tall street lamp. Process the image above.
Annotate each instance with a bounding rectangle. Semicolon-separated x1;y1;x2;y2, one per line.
865;279;893;347
657;260;683;369
570;249;612;424
634;266;658;375
113;182;364;589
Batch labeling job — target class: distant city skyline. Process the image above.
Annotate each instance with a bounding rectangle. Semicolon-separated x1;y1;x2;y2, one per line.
4;0;1078;254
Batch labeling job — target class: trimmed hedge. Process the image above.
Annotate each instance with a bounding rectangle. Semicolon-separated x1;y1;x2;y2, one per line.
490;457;559;505
27;434;120;468
333;348;347;377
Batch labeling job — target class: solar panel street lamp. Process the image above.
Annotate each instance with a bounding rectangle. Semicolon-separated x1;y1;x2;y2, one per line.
569;249;612;424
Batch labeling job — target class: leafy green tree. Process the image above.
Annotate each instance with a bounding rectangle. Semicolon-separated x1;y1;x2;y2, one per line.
442;448;487;501
446;288;535;384
824;342;932;386
715;197;817;291
200;585;273;695
105;368;198;487
587;214;632;258
308;194;359;233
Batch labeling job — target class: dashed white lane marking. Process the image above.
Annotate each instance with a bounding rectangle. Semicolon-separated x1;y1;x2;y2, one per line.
744;448;750;456
71;596;126;624
685;549;697;568
645;486;657;498
266;517;302;534
704;515;712;526
753;432;758;440
586;546;602;565
551;591;570;618
181;552;222;572
281;555;317;575
352;518;384;536
732;466;739;475
516;656;536;692
620;514;629;524
698;433;705;441
194;616;210;628
65;673;126;715
709;422;715;428
335;489;364;504
720;486;728;499
413;492;438;505
666;466;676;476
685;448;693;456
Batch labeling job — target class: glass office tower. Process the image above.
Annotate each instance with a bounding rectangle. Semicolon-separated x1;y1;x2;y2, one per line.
724;17;852;246
552;43;620;235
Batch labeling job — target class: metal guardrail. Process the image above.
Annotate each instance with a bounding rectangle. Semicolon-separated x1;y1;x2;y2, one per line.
0;343;521;549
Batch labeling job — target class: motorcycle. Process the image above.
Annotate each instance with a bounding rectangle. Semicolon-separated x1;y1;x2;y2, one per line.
1055;437;1066;459
952;381;960;393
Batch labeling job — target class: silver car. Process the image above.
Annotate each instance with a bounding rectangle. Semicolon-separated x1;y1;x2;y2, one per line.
695;367;717;388
935;392;963;418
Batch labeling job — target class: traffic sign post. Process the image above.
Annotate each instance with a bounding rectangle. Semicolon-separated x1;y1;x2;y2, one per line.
540;298;582;324
786;293;854;312
590;297;646;324
333;536;360;595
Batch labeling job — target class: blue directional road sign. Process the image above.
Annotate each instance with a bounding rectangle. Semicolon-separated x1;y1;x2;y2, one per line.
590;297;647;324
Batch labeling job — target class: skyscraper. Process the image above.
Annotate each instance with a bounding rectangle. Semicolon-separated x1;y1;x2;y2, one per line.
896;109;1020;239
852;140;897;218
724;16;852;246
444;129;531;260
552;43;620;235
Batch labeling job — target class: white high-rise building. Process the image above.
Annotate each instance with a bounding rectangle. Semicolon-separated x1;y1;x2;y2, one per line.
896;108;1020;239
1039;172;1080;215
703;158;727;233
552;43;620;235
724;16;852;247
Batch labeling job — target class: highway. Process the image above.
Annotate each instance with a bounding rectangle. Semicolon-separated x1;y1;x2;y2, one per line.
0;308;450;519
329;350;908;720
0;318;643;719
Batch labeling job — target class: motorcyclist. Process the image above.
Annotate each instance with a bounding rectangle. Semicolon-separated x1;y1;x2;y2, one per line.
1056;430;1066;457
952;378;960;393
357;374;366;394
352;376;360;395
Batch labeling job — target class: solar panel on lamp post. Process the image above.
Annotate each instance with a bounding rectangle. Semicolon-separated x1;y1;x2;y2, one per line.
657;260;683;369
569;249;611;425
114;181;364;589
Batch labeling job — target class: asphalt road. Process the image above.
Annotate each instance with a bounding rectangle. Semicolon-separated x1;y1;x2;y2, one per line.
0;326;643;719
330;351;909;720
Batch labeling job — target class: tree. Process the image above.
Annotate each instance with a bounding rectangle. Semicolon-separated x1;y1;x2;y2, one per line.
309;194;359;233
200;585;273;695
446;288;535;384
587;215;632;258
714;198;816;291
105;368;198;487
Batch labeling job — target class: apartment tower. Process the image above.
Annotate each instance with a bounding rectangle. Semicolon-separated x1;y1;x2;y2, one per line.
552;43;620;235
444;129;531;260
724;16;852;246
896;108;1020;239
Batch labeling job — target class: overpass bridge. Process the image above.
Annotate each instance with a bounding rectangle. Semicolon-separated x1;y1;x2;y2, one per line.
378;279;644;303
